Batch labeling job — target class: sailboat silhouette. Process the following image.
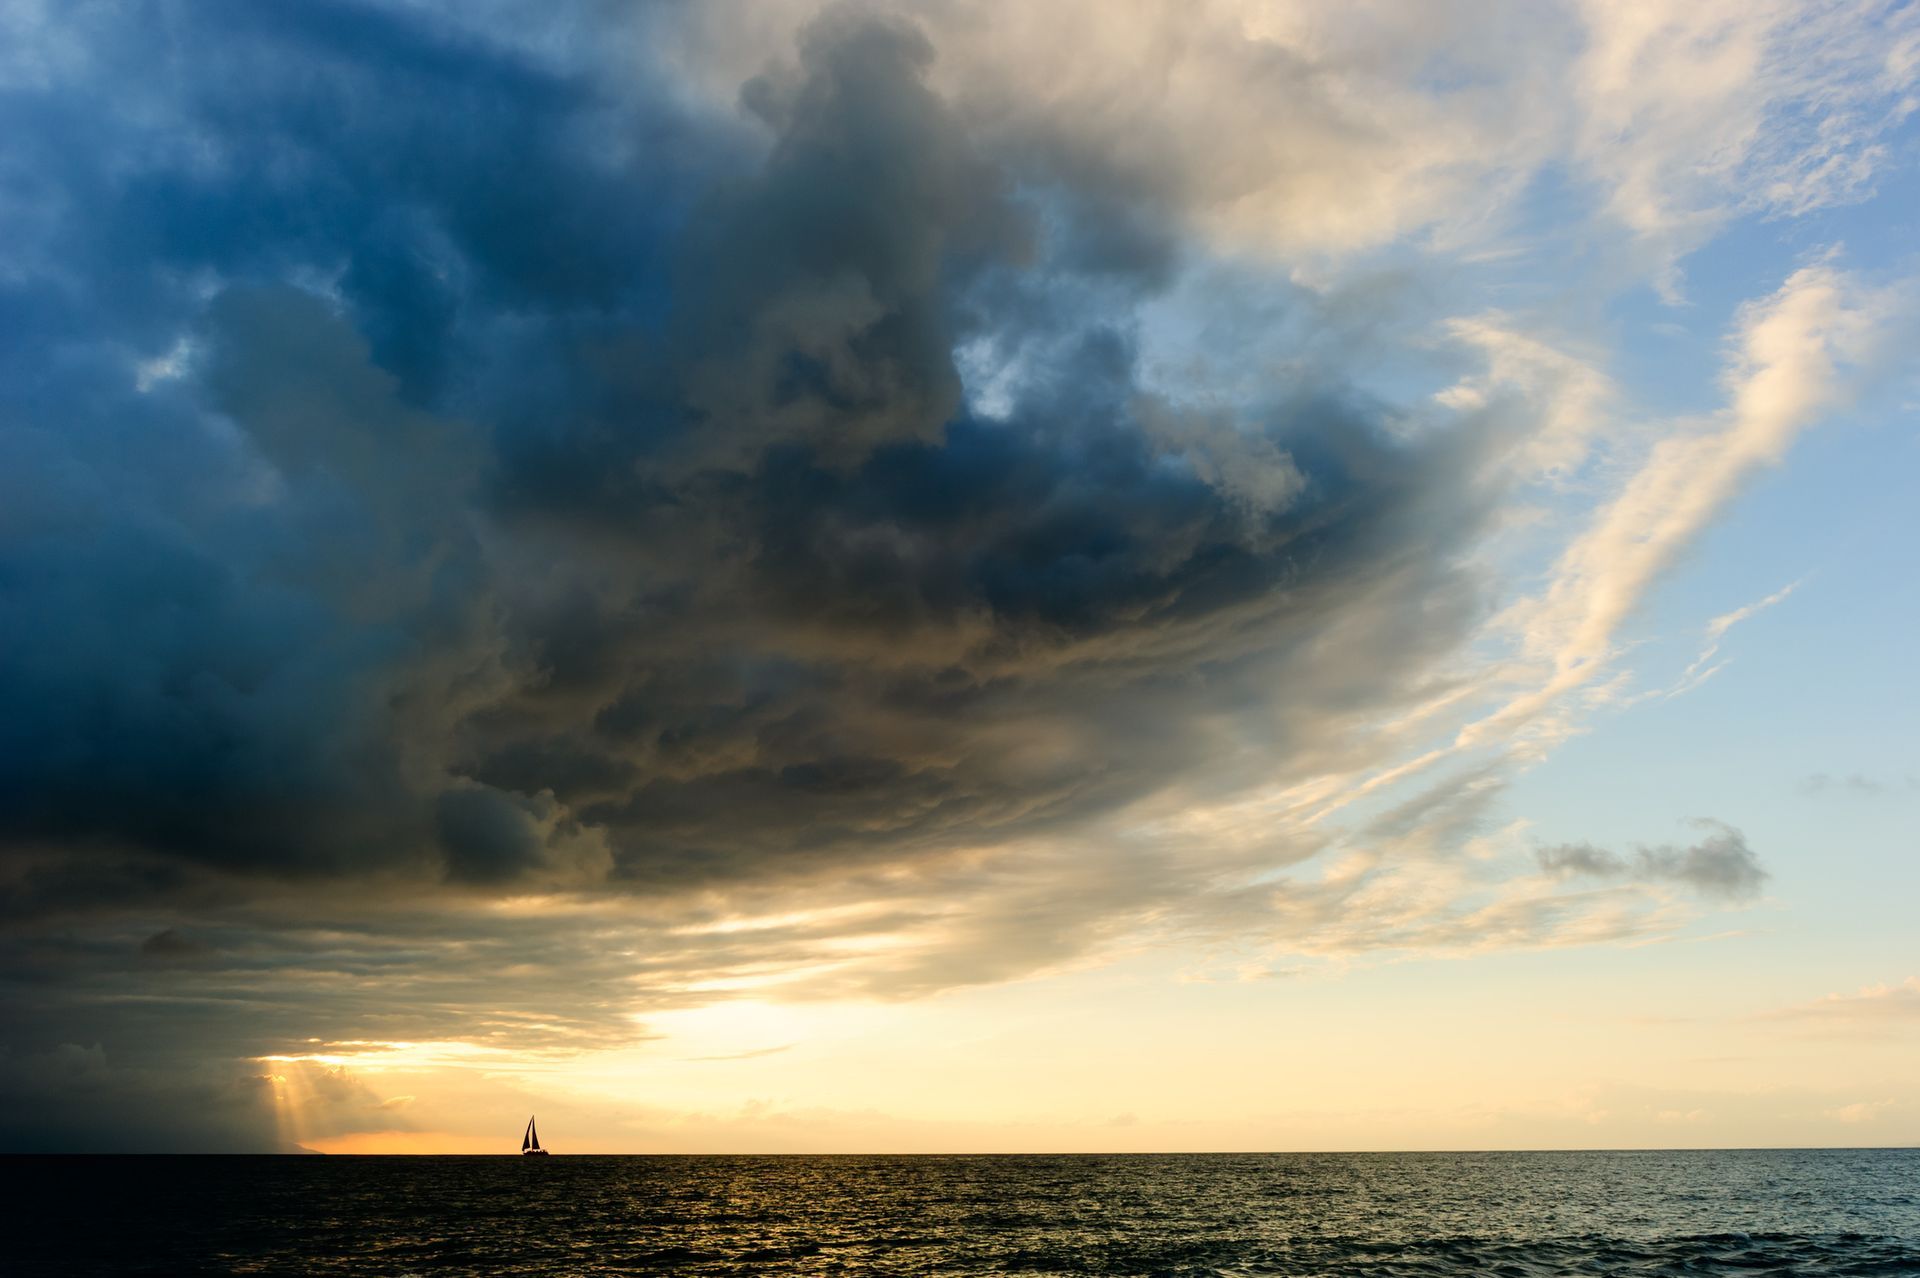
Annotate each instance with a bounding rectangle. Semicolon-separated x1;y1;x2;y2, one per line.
520;1115;550;1156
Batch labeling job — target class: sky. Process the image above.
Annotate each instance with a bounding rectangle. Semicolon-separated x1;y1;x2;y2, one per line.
0;0;1917;1154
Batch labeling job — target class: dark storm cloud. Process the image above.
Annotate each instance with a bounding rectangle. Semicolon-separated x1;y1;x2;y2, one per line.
0;1042;284;1154
0;0;1510;1142
1536;822;1769;902
3;0;1492;891
139;928;213;960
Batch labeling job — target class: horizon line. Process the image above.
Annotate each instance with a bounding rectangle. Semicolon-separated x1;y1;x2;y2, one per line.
12;1143;1916;1157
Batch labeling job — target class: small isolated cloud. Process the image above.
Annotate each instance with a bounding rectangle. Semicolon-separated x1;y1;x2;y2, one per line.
1827;1100;1894;1124
1765;977;1920;1031
1536;821;1768;901
1654;1108;1709;1125
1799;772;1920;797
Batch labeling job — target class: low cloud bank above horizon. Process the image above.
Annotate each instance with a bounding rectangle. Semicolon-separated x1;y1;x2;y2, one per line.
1;0;1914;1151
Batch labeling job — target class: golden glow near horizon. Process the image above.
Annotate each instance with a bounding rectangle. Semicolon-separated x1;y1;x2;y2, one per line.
257;930;1920;1153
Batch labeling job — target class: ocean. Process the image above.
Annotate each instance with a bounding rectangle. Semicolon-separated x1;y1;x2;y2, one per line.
14;1149;1918;1275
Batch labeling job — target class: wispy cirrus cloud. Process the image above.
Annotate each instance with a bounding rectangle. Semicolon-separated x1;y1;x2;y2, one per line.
1573;0;1920;297
1663;578;1803;697
1456;261;1904;755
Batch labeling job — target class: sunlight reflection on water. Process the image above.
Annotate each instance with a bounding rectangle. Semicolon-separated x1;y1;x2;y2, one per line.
16;1148;1920;1275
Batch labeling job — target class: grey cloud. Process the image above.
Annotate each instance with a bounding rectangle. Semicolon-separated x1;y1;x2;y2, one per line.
437;788;555;886
1536;822;1769;902
140;929;214;961
1535;843;1629;878
1635;825;1770;901
1798;772;1920;797
0;1043;284;1154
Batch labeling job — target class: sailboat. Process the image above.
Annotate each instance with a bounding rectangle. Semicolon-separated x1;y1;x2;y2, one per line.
520;1115;551;1156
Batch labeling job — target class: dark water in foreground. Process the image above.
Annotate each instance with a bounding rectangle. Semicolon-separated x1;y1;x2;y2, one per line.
12;1149;1918;1275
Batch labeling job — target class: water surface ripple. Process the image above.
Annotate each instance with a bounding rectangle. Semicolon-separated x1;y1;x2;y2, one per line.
16;1149;1918;1275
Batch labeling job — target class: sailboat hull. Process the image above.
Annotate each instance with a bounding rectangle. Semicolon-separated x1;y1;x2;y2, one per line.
521;1149;550;1156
